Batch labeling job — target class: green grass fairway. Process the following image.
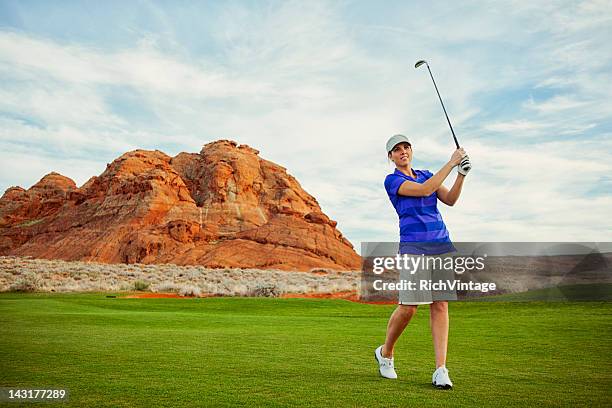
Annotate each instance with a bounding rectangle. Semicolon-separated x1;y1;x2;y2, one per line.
1;294;611;407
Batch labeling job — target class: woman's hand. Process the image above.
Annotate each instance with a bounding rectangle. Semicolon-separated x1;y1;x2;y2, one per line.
449;148;467;166
458;156;471;176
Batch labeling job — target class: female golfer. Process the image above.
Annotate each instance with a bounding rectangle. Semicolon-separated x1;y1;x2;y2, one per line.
374;134;471;389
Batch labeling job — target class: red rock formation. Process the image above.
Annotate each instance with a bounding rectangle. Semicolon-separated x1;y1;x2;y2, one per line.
0;140;361;271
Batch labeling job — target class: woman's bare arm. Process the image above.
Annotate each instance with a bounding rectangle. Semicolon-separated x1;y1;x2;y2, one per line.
437;174;465;206
397;148;465;197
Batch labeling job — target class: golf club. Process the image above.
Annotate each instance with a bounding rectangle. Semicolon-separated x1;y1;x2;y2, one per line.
415;60;460;149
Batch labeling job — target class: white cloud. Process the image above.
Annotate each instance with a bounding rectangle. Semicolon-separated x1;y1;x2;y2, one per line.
523;95;590;113
485;120;548;132
0;148;106;191
0;31;273;98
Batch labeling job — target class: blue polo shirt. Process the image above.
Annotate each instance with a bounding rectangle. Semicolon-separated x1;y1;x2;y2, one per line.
384;168;455;254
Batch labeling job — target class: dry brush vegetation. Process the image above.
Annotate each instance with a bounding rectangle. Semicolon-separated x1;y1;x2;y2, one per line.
0;256;359;297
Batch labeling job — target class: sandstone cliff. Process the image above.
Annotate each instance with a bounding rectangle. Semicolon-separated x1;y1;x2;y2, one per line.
0;140;360;271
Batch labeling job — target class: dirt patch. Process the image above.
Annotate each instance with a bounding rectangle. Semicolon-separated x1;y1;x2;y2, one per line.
122;293;194;299
281;290;395;304
282;290;357;300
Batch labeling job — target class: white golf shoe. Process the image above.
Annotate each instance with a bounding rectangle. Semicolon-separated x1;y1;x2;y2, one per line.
374;345;397;379
432;365;453;389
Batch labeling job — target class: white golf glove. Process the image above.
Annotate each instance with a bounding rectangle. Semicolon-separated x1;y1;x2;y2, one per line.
458;155;471;176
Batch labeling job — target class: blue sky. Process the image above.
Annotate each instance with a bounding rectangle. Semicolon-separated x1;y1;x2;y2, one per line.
1;0;611;247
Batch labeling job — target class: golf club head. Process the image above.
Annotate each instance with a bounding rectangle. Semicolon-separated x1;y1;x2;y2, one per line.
415;60;428;69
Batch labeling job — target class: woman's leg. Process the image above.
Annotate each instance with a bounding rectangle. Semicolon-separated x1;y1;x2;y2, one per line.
382;305;418;358
429;301;449;368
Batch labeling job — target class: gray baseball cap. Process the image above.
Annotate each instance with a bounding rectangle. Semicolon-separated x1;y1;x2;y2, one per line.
386;134;411;153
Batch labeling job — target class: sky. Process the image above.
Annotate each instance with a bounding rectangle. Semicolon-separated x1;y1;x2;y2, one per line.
1;0;611;249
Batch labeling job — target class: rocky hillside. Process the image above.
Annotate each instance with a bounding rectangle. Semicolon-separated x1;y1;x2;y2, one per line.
0;140;360;271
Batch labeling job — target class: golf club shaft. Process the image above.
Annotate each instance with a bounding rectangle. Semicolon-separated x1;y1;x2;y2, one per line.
425;65;460;149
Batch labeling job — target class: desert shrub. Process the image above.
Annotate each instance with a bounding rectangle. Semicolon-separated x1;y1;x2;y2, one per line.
232;283;249;296
133;279;150;291
17;219;43;227
9;272;41;292
309;267;333;274
248;283;280;298
179;285;201;297
119;283;133;291
152;281;181;293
